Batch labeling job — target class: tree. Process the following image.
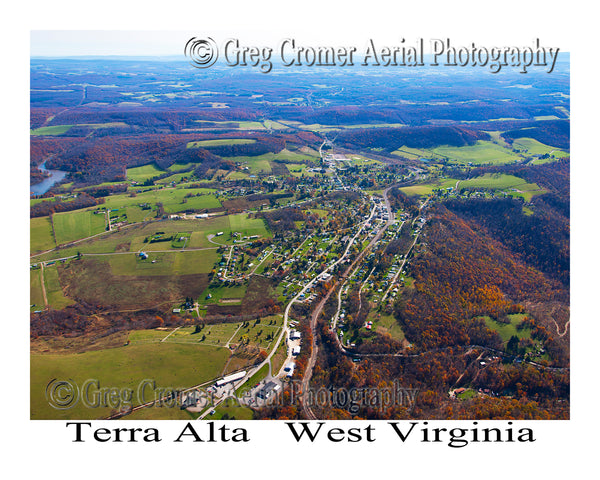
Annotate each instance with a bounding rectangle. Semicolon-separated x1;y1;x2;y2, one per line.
506;335;520;355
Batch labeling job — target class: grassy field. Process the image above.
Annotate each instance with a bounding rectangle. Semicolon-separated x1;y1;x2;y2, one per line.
512;137;567;156
101;186;221;214
126;164;166;182
200;283;248;305
433;141;521;165
30;216;55;252
391;146;444;161
108;249;218;276
130;324;240;348
459;173;546;201
369;311;406;342
52;209;106;245
43;264;75;309
30;125;73;135
31;342;231;419
229;213;271;237
481;314;532;343
33;215;256;264
187;138;257;148
223;149;318;175
400;178;460;196
31;122;128;136
30;268;44;310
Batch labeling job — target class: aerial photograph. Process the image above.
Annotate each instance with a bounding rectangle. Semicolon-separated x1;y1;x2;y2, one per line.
29;31;570;423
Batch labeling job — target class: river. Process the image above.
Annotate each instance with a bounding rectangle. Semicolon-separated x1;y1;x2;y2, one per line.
30;161;68;196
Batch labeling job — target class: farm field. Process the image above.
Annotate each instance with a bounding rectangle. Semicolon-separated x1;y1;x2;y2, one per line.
30;122;129;136
223;149;319;175
187;138;257;148
100;186;222;213
30;268;44;310
31;342;231;420
32;212;269;264
30;125;73;135
400;178;460;196
30;216;55;252
52;209;106;245
481;314;530;342
369;312;407;343
43;264;75;309
512;137;568;157
108;249;218;275
459;173;541;190
126;164;166;182
189;120;275;130
433;140;521;165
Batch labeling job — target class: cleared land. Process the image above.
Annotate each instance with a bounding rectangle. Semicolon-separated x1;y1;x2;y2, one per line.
187;138;257;148
127;164;165;182
52;209;106;245
433;141;521;165
30;216;56;252
31;342;231;420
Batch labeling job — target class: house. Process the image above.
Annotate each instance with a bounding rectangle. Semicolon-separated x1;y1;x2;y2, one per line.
256;381;280;400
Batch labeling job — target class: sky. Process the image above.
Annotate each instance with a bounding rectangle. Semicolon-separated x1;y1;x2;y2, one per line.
28;0;575;58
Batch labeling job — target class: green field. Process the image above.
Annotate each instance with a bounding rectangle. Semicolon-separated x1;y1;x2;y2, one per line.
43;264;75;309
101;186;221;214
482;314;532;343
459;173;545;200
512;137;567;156
31;342;231;419
30;125;73;136
30;268;44;310
200;283;248;305
223;149;318;175
433;141;521;165
391;146;444;161
30;216;56;252
52;209;106;245
187;138;257;148
108;249;218;276
126;164;166;182
31;122;129;136
32;214;262;265
369;312;406;342
400;178;460;197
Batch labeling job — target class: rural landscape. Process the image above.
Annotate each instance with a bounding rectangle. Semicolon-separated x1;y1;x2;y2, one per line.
30;54;570;420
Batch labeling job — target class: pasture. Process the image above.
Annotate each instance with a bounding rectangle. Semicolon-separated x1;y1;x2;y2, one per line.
30;342;231;419
30;216;55;252
187;138;257;148
126;164;166;182
52;209;106;245
433;141;521;165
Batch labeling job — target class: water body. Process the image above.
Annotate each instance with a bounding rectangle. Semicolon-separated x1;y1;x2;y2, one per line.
30;161;68;196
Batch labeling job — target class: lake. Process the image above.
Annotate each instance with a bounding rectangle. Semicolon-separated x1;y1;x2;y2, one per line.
30;161;68;196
